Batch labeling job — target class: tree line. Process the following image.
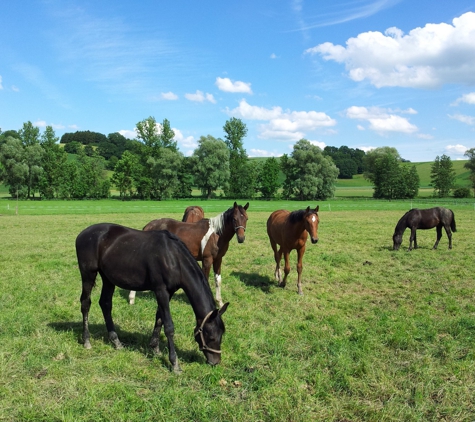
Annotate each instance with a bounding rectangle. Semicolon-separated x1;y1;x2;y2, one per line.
1;118;473;201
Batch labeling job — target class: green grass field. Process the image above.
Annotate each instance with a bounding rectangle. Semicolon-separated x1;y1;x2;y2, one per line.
1;200;475;421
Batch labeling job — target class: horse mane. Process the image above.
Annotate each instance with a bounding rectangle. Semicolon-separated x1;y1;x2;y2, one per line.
208;208;230;236
288;209;312;224
395;209;417;232
163;230;217;307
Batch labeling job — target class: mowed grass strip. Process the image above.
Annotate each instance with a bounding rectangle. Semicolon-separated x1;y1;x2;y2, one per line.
0;204;474;421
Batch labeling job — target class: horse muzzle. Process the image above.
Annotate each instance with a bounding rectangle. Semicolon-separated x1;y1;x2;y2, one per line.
311;237;319;244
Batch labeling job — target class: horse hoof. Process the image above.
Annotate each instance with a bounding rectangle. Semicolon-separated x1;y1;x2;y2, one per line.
278;282;286;288
83;341;92;349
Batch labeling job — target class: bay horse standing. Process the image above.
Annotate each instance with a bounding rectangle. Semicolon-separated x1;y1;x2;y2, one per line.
129;202;249;307
76;223;228;372
267;206;319;295
392;207;456;251
182;205;205;223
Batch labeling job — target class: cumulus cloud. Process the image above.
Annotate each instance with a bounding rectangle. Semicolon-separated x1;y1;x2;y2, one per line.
346;106;418;134
33;120;65;130
449;114;475;125
185;90;216;103
215;77;252;94
452;92;475;105
161;91;178;100
249;148;282;157
445;144;468;155
229;99;336;141
119;129;137;139
173;128;197;156
305;12;475;88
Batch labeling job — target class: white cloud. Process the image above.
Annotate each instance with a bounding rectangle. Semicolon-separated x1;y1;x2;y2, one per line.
34;120;48;128
308;140;326;149
445;144;468;155
270;53;278;59
359;146;376;153
185;90;216;103
161;91;178;100
0;75;3;90
305;12;475;88
33;120;65;130
11;85;19;92
215;77;252;94
173;128;197;156
417;133;433;140
449;113;475;125
248;148;282;157
229;99;336;141
346;106;418;134
453;92;475;105
119;129;137;139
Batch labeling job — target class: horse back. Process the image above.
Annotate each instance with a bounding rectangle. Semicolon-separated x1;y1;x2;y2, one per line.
267;210;307;248
143;218;213;259
76;223;199;293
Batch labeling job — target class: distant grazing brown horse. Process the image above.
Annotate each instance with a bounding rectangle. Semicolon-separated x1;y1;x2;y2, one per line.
182;206;205;223
267;206;320;295
129;202;249;306
392;207;456;251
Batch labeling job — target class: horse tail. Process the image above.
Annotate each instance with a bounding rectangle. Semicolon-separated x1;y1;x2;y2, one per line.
451;211;457;232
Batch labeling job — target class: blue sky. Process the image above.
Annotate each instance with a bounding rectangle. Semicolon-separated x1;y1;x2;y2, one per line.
1;0;475;162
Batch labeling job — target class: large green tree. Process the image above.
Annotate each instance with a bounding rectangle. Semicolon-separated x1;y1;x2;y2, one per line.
191;135;230;199
364;147;419;199
257;157;281;199
281;139;339;200
430;154;456;198
111;151;141;199
223;117;251;198
464;148;475;196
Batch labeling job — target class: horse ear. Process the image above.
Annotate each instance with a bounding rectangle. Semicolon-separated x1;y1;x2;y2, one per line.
233;201;238;208
209;303;229;321
244;202;249;210
315;206;319;212
305;206;310;212
219;302;229;315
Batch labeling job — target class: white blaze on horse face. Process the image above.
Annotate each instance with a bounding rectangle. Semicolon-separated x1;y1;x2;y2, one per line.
312;215;316;222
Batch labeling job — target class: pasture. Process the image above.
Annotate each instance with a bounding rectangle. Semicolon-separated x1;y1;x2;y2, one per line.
1;199;475;421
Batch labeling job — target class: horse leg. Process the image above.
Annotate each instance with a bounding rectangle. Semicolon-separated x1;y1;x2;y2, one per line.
79;272;96;349
280;251;291;288
155;294;181;373
149;308;162;354
98;278;123;349
444;225;453;249
270;239;282;283
408;228;416;251
128;290;136;305
433;225;443;249
296;247;306;295
212;257;224;307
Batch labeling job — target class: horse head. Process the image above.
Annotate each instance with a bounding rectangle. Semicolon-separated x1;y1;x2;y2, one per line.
194;303;229;365
392;232;402;250
232;202;249;243
304;206;319;244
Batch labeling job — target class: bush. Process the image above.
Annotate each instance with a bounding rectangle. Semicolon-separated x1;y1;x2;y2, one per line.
453;187;471;198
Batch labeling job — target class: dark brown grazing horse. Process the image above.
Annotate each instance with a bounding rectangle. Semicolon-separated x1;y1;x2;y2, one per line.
182;206;205;223
392;207;456;251
129;202;249;307
266;206;320;295
76;223;229;372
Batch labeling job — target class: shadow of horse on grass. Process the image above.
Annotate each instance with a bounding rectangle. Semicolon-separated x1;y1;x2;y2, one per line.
230;271;273;293
48;320;204;365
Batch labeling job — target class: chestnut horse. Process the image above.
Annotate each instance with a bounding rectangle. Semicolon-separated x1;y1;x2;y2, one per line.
129;202;249;307
76;223;228;372
393;207;456;251
267;206;320;295
182;205;205;223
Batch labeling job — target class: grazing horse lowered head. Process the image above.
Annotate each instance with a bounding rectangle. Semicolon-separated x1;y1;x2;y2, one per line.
76;223;229;372
266;206;320;295
392;207;456;251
